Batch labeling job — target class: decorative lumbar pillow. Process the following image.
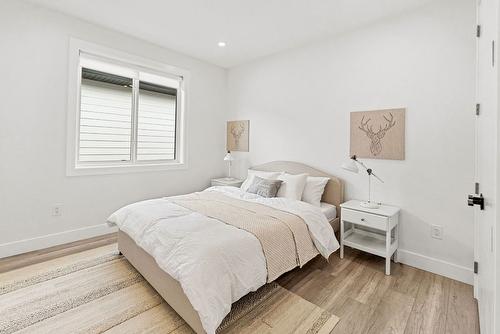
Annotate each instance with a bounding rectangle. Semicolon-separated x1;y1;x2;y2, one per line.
277;173;308;201
247;176;283;198
241;170;282;192
302;176;329;207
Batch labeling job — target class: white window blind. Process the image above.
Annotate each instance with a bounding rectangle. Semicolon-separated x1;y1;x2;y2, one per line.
137;82;177;161
76;54;182;167
79;69;133;162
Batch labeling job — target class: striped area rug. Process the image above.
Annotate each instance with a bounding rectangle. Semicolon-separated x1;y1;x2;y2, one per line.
0;244;339;334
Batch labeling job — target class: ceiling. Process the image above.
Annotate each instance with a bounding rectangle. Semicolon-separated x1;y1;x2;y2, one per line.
27;0;434;68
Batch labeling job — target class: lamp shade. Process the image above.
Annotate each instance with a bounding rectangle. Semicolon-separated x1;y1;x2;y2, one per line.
341;159;359;173
224;152;234;161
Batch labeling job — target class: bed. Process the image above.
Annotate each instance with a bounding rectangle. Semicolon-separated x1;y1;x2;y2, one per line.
110;161;344;334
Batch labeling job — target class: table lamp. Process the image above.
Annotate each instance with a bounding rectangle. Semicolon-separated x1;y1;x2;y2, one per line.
342;155;384;209
224;151;234;178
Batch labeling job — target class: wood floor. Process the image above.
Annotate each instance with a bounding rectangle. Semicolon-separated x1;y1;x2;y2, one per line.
0;233;117;273
0;234;479;334
277;248;480;334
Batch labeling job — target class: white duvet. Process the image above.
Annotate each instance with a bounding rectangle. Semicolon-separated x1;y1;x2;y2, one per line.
107;186;339;334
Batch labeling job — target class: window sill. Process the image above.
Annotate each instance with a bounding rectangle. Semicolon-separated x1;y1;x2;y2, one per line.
67;162;187;176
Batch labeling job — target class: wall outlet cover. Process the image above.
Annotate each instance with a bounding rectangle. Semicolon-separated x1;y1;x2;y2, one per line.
52;205;62;217
431;225;443;240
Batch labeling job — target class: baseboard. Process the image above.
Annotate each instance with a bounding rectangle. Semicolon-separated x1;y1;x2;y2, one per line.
0;223;118;259
397;249;473;285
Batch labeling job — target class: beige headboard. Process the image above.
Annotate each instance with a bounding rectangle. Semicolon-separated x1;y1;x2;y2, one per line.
250;161;344;215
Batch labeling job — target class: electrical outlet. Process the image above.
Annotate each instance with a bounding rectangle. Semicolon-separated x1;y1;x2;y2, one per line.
431;225;443;240
52;205;62;217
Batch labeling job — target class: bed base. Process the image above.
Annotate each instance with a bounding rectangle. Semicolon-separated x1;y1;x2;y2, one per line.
330;217;339;233
118;230;206;334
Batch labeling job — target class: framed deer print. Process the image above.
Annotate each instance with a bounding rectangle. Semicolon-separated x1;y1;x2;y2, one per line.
350;108;405;160
227;120;249;152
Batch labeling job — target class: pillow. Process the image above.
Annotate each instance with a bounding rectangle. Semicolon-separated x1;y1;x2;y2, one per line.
247;176;283;198
277;173;308;201
302;176;329;207
241;170;282;192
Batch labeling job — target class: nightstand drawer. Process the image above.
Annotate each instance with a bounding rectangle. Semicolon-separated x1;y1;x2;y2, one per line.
342;209;387;230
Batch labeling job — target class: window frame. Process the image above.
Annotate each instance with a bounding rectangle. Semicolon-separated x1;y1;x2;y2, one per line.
67;38;189;176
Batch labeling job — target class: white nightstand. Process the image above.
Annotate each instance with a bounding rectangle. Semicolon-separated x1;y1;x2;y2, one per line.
340;200;400;275
211;177;244;187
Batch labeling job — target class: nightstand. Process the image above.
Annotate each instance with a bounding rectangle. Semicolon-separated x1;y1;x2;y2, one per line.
211;177;244;187
340;200;400;275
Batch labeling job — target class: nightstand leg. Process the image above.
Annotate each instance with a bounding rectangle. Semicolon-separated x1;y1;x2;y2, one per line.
385;227;391;275
393;224;399;263
340;220;344;259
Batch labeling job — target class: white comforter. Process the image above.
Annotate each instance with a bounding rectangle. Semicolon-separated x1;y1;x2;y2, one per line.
107;186;339;334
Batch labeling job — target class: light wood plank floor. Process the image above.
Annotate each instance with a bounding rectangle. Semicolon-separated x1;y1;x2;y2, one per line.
0;234;479;334
277;248;480;334
0;233;117;273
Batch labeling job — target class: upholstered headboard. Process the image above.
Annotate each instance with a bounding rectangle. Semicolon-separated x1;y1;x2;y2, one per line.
250;161;344;218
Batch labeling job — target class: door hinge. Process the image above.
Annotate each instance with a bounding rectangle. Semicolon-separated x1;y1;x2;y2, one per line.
477;25;481;38
492;40;495;67
474;261;478;274
476;104;480;116
475;182;480;194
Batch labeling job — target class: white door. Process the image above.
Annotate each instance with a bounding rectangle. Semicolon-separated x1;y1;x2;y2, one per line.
474;0;497;333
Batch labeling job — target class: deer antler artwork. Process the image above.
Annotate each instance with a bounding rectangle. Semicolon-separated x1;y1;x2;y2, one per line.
358;113;396;156
227;120;249;152
230;123;245;148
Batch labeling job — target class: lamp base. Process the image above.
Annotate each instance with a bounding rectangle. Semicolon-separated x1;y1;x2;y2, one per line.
360;201;380;209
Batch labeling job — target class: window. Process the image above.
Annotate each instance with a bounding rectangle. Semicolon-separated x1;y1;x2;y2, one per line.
67;42;187;175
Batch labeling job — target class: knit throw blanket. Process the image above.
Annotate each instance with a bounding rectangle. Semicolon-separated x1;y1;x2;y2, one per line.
173;192;318;282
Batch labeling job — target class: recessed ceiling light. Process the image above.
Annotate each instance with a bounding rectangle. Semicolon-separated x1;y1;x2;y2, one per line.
218;41;227;47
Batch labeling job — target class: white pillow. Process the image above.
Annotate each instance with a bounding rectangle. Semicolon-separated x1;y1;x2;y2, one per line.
241;170;282;192
302;176;329;207
277;173;308;201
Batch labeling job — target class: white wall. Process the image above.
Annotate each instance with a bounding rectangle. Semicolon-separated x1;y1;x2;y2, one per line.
0;0;228;256
227;0;476;283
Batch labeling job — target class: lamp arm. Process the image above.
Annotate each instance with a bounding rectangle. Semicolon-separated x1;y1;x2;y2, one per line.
354;159;369;171
351;155;384;183
370;171;384;183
